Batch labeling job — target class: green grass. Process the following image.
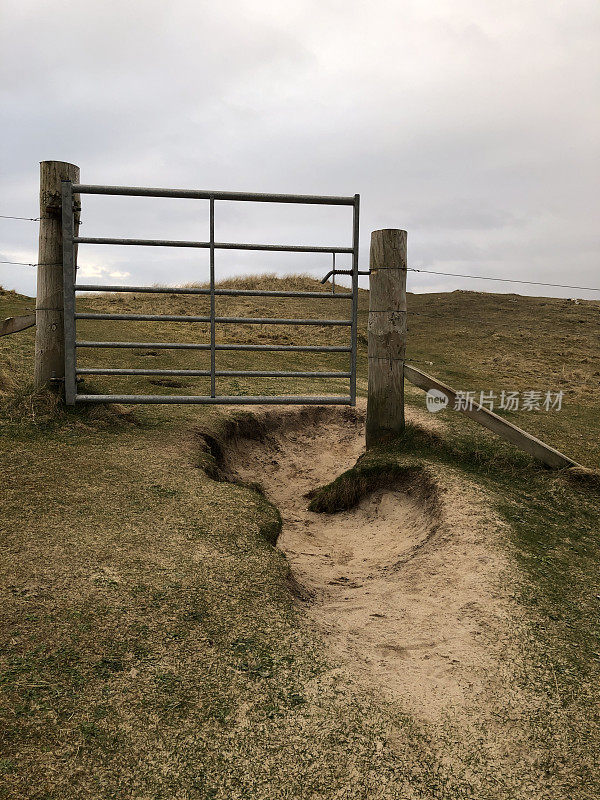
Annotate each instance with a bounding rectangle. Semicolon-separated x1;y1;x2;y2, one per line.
1;277;599;798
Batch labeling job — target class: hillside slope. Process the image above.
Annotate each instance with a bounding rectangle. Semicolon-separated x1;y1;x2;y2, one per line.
4;276;597;463
1;277;598;799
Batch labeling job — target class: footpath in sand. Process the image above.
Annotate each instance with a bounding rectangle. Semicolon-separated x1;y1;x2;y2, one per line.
226;401;516;724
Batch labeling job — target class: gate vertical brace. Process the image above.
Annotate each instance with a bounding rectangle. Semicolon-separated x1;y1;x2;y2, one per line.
350;194;360;405
209;196;216;398
62;180;77;405
331;252;336;294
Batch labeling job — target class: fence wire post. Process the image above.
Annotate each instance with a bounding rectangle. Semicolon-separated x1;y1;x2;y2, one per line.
366;229;407;447
34;160;80;390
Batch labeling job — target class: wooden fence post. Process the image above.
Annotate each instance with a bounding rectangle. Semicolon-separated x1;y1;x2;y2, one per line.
366;229;407;448
34;160;80;390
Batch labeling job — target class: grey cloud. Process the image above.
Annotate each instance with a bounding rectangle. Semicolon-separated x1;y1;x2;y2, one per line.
1;0;598;301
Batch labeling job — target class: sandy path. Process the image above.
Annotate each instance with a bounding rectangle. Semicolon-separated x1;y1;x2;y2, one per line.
227;403;512;722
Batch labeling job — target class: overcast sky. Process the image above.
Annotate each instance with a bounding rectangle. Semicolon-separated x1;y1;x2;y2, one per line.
1;0;599;299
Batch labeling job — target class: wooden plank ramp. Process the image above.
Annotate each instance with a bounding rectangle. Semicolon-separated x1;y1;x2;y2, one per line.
404;364;581;469
1;314;36;337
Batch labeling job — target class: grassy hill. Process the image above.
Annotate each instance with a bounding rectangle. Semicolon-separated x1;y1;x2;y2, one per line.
0;277;599;799
3;276;598;463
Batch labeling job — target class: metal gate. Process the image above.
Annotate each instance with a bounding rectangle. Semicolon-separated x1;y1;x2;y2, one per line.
61;183;360;406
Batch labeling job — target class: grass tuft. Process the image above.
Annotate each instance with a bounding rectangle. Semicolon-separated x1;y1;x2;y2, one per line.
566;465;600;492
0;381;141;432
307;462;420;513
307;424;443;513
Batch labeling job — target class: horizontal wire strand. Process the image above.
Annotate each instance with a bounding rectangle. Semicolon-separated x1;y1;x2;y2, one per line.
407;267;599;293
1;255;599;293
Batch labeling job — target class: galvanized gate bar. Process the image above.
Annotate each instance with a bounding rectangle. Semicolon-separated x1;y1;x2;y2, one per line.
75;341;351;352
76;285;353;298
75;395;353;405
74;236;353;254
76;313;214;322
209;196;216;397
63;182;360;405
321;269;370;283
72;185;356;205
61;181;77;405
77;369;352;378
350;195;360;404
75;313;352;325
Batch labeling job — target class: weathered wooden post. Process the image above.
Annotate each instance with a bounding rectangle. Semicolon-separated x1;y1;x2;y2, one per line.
366;229;407;448
34;160;80;390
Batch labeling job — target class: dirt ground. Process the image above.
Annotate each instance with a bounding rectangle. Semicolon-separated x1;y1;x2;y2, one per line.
226;401;517;725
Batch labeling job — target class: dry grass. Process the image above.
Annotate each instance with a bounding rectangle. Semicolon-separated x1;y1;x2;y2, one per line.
1;277;599;798
401;289;600;466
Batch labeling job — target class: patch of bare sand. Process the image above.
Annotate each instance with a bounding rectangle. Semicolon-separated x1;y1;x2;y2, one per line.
225;400;516;725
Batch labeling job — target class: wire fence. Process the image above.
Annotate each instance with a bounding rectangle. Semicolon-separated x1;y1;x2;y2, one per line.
406;267;599;294
2;207;597;413
2;257;599;294
2;210;599;293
